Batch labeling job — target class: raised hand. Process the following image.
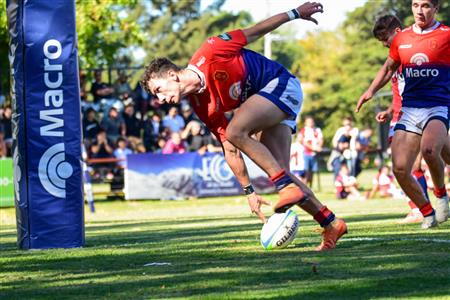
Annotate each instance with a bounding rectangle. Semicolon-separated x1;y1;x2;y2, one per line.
297;2;324;25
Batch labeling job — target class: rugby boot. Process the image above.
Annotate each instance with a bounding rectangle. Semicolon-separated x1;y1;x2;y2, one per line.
315;218;348;251
274;183;307;213
435;195;449;224
421;214;438;229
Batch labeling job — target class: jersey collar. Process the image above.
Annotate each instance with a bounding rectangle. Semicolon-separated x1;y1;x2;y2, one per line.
413;21;440;34
187;64;207;94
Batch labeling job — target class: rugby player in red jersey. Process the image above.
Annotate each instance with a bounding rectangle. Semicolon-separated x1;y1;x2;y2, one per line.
141;1;347;251
356;0;450;228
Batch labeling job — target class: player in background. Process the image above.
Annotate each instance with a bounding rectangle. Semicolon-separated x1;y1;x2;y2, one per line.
141;1;348;251
372;15;427;223
356;0;450;228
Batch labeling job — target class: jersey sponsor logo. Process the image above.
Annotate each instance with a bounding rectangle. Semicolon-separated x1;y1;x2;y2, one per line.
228;82;241;101
207;38;215;44
405;67;439;78
214;70;229;81
410;53;429;66
399;44;412;49
217;33;232;41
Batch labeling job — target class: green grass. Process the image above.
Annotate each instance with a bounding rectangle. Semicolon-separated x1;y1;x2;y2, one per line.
1;171;449;299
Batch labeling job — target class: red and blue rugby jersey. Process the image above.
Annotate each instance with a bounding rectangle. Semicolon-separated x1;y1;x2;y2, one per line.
187;29;293;142
389;22;450;108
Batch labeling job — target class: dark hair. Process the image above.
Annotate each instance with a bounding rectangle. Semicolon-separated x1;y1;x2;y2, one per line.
140;57;181;94
373;15;402;40
430;0;440;7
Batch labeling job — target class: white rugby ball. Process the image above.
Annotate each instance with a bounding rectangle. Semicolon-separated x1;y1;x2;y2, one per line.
260;210;299;250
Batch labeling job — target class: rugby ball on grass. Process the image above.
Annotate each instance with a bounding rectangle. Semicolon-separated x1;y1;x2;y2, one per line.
260;210;299;250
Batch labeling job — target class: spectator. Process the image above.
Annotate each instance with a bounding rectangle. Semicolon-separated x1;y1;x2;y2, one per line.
181;103;198;124
181;120;209;153
0;106;12;156
290;137;306;183
123;104;144;151
327;134;352;178
143;111;164;152
354;127;374;177
366;165;405;199
298;116;323;187
162;132;186;154
334;163;363;200
133;81;151;120
101;106;126;143
91;70;114;104
162;106;185;133
332;117;359;175
89;129;114;180
82;108;101;145
154;137;167;154
114;70;133;101
113;137;133;169
205;133;223;153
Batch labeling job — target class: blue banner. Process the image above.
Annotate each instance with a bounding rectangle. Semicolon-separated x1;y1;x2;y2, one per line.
125;152;273;200
7;0;84;249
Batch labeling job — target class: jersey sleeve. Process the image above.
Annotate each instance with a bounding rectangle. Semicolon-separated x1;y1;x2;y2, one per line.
389;34;401;63
208;29;248;57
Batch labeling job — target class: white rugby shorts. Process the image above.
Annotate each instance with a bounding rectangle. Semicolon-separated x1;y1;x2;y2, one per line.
394;106;449;135
258;76;303;133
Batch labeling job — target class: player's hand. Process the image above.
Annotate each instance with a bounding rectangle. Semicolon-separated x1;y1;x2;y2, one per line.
297;2;324;25
355;90;374;113
247;193;271;223
375;110;390;123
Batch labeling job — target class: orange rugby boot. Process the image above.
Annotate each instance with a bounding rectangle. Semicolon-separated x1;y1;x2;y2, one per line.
315;218;348;251
274;183;307;213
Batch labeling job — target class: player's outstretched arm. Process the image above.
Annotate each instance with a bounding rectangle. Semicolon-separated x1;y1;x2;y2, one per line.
222;140;270;223
355;56;400;113
242;2;323;44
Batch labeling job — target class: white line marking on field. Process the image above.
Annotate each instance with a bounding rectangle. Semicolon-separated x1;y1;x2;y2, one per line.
144;262;172;266
343;237;450;244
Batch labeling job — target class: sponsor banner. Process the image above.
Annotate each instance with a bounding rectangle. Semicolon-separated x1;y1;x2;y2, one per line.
125;152;274;200
7;0;84;249
0;159;15;207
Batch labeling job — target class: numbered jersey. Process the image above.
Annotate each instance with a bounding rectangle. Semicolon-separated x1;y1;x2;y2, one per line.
187;29;294;141
389;22;450;108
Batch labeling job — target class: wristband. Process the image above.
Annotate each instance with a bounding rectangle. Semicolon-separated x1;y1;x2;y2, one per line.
243;184;255;195
286;8;300;21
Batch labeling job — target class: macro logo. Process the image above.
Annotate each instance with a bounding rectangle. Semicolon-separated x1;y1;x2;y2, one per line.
38;143;73;198
406;53;439;78
196;155;234;183
410;53;429;66
38;39;71;198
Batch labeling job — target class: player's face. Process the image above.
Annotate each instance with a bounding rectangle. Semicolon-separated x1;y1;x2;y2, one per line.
411;0;438;29
147;73;181;104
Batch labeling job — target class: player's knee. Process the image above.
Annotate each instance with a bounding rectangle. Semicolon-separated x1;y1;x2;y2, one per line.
225;125;247;146
393;165;408;180
421;146;438;161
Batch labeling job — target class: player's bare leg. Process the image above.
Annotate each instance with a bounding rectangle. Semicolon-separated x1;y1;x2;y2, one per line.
421;120;449;223
391;130;437;228
259;124;347;251
398;153;426;224
441;137;450;165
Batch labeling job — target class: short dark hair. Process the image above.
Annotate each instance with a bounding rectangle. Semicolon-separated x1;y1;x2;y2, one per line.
373;15;402;40
140;58;181;94
430;0;440;7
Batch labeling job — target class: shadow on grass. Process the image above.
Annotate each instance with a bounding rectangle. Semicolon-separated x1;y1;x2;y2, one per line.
1;215;449;299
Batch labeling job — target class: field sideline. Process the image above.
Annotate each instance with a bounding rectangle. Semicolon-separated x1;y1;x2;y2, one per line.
1;171;450;299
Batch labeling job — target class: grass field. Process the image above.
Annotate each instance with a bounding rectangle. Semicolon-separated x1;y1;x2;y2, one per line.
1;171;449;299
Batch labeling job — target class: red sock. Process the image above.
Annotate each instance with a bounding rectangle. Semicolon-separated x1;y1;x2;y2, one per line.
313;206;336;228
433;186;447;198
419;203;435;217
408;200;418;210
